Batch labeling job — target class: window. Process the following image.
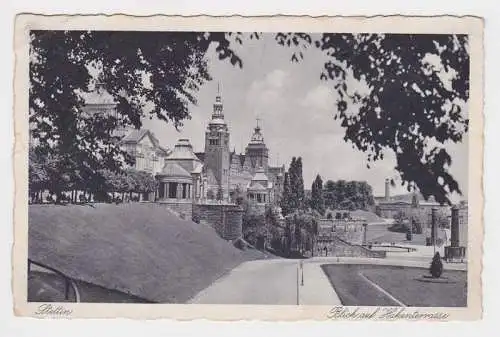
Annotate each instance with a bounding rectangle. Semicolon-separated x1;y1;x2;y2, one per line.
209;138;220;146
182;184;188;199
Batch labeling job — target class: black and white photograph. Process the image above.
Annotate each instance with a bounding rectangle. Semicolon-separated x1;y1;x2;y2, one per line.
13;15;483;319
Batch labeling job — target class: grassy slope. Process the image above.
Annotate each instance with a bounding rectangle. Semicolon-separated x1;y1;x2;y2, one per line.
28;203;252;303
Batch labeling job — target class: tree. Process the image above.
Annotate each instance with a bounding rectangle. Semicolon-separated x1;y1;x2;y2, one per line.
233;184;246;205
32;32;469;205
30;31;246;191
280;172;292;216
322;179;375;211
285;209;319;256
287;157;305;211
268;33;469;204
242;200;267;248
323;180;337;210
310;174;325;215
429;252;444;278
295;157;305;208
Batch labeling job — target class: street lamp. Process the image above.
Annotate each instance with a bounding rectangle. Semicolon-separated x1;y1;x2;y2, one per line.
362;223;368;246
300;259;304;286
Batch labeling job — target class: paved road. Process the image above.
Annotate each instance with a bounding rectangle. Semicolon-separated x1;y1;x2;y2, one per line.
189;254;466;305
189;259;298;304
189;259;341;305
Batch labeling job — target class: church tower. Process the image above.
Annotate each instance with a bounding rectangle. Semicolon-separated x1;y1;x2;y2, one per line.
204;85;230;200
244;120;269;174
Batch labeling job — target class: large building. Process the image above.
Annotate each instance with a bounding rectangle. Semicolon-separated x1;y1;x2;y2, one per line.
81;83;171;177
375;178;447;219
78;84;284;237
191;89;285;206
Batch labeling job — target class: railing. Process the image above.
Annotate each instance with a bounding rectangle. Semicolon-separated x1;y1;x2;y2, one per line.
365;244;417;252
28;259;81;302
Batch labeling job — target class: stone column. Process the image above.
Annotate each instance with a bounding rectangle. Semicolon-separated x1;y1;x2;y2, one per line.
165;182;169;199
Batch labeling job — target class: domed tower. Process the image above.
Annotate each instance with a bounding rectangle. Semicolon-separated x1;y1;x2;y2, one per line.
244;120;269;174
204;84;230;200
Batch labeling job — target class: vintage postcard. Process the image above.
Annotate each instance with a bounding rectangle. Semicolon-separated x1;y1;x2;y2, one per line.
13;14;483;320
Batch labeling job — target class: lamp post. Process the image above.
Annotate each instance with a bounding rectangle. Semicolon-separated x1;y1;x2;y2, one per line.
300;259;304;286
362;223;368;246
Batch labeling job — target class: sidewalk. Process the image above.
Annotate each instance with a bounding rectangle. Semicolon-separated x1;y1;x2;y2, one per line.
298;261;341;305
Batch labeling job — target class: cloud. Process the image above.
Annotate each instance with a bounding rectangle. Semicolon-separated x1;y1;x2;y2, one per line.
301;84;336;111
266;69;289;89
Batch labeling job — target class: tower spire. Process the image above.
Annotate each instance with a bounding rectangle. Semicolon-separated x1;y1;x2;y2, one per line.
212;82;224;119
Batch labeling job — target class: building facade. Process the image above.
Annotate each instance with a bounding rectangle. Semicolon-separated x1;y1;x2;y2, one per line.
120;129;170;175
194;90;285;208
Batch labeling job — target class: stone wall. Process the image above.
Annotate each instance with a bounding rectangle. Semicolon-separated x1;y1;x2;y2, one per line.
193;203;243;240
158;199;192;219
316;236;386;258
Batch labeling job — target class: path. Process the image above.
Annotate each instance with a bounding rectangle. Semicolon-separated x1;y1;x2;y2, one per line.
189;258;341;305
189;252;465;305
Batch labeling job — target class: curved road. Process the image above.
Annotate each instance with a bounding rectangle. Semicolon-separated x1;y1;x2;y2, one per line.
189;258;341;305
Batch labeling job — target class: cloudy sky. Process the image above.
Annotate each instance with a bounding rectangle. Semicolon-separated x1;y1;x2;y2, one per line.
142;34;468;200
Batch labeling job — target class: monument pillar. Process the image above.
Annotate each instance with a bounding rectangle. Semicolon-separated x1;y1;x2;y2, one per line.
445;205;466;262
431;208;437;246
450;206;460;246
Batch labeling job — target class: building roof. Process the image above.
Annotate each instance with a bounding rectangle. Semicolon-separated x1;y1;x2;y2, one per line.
249;125;265;145
166;139;201;161
161;162;191;178
121;129;150;143
120;129;170;155
192;162;203;174
252;169;269;182
248;182;267;191
195;152;205;162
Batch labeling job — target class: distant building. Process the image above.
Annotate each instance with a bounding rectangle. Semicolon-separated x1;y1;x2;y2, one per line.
78;83;285;239
375;178;447;219
80;82;129;139
119;129;170;175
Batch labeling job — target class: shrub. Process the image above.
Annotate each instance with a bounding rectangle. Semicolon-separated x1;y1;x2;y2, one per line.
429;252;443;278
